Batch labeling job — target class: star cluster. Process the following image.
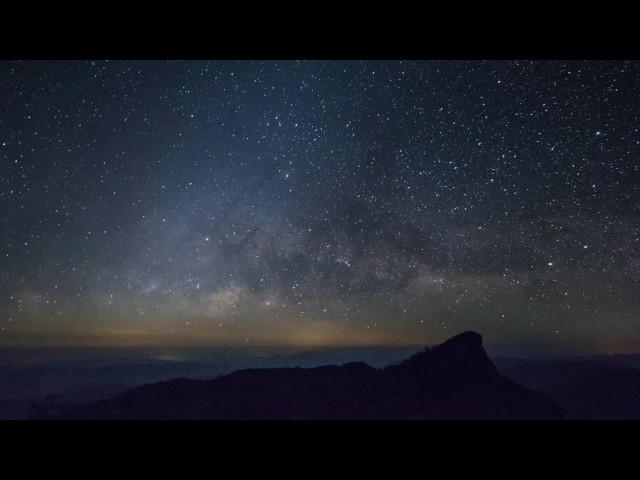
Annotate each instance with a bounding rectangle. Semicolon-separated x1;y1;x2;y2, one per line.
1;60;639;352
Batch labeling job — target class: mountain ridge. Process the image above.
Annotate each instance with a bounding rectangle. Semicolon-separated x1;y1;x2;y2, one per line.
42;331;564;420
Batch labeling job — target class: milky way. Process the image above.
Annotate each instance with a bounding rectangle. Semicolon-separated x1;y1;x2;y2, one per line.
1;60;640;352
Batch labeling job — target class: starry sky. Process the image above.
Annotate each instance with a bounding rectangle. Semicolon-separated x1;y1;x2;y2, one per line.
1;60;639;353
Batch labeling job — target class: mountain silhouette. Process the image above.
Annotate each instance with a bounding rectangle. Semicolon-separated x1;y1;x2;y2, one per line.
43;331;563;420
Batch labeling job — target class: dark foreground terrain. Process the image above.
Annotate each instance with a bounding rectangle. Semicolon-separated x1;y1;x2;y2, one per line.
41;331;563;420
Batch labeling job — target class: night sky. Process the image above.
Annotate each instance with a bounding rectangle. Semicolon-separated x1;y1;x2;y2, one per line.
1;60;639;353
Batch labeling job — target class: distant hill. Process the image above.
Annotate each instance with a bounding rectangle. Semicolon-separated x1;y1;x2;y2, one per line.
495;357;640;419
44;331;563;420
